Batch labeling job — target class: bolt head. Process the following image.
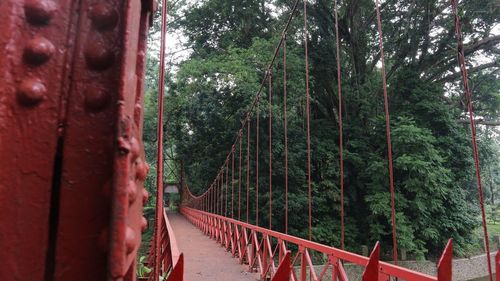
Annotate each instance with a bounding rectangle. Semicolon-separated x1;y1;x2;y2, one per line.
90;4;119;31
24;0;56;26
127;180;138;205
24;36;55;65
17;78;46;106
125;227;136;254
84;89;110;112
142;189;150;205
136;161;149;182
141;217;148;232
129;137;140;160
84;42;115;70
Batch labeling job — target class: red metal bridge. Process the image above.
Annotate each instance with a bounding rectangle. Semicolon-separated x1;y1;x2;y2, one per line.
0;0;497;281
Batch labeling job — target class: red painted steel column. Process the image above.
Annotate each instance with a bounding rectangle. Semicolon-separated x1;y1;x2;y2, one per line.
154;0;169;279
0;1;69;279
374;0;399;264
0;1;154;280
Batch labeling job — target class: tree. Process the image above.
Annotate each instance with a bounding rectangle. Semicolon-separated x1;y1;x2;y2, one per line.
145;0;500;258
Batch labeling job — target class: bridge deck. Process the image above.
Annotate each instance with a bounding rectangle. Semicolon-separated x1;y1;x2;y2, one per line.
169;212;259;281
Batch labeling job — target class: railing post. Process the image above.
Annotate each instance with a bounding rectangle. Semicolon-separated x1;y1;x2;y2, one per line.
166;254;184;281
263;234;268;280
496;250;499;281
300;247;306;281
437;239;452;281
329;256;338;281
271;251;291;281
362;242;380;281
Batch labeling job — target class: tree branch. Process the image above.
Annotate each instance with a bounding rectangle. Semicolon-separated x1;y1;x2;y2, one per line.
437;61;499;83
457;119;500;126
464;35;500;56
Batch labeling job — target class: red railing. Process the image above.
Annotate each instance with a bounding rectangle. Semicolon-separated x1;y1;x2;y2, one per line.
145;210;183;281
496;251;499;281
180;206;452;281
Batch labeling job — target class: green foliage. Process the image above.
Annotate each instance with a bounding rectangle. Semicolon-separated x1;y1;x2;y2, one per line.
142;0;500;259
137;256;152;277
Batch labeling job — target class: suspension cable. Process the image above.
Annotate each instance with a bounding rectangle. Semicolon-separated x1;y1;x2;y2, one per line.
303;0;312;241
247;119;251;223
225;160;229;217
222;169;225;215
153;0;169;279
256;95;260;226
217;174;221;215
450;1;493;279
187;0;301;213
215;177;218;214
374;0;398;264
239;131;243;221
283;33;289;235
220;172;223;215
269;68;273;230
232;146;235;219
333;0;345;251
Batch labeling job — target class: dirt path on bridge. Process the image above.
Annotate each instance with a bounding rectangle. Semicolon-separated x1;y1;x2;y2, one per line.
169;213;259;281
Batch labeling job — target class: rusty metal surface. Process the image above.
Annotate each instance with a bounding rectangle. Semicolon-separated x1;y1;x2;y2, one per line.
0;1;154;280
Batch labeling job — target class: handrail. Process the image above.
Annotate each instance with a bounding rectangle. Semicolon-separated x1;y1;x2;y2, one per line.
181;206;452;281
146;210;184;281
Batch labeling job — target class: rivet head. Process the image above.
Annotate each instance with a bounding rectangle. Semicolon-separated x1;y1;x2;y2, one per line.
84;89;110;112
127;180;137;205
125;227;136;254
142;189;149;205
84;43;115;70
17;78;46;106
117;137;131;155
130;137;140;159
141;217;148;232
136;161;149;182
24;0;56;26
90;4;119;31
24;36;55;65
134;103;143;121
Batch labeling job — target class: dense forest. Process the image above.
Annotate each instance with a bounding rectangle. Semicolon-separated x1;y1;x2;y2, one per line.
142;0;500;259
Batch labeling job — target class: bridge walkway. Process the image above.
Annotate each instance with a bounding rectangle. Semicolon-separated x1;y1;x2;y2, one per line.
169;213;258;281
